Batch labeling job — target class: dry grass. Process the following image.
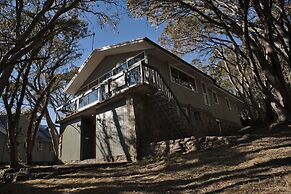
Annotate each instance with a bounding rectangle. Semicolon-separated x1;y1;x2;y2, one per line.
1;133;291;193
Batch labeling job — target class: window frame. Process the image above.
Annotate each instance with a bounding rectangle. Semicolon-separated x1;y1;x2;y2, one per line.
170;66;198;93
226;98;231;110
202;82;211;106
212;91;219;104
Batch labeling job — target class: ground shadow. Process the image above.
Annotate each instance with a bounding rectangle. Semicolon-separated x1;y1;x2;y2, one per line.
1;133;291;193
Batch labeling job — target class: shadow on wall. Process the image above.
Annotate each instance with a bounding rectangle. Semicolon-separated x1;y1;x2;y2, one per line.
95;108;133;162
112;109;132;162
96;115;114;162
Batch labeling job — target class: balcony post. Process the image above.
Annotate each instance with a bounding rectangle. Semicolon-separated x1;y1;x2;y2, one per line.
140;62;144;84
76;98;79;111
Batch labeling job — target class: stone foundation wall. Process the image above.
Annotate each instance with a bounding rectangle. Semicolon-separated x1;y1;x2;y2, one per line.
144;136;237;157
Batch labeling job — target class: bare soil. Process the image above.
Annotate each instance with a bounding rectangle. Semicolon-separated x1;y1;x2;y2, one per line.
1;131;291;193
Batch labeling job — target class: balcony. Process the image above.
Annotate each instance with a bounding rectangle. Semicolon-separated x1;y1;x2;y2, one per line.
56;53;175;121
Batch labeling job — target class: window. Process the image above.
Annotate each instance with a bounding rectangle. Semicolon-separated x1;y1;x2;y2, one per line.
170;67;197;92
189;78;197;92
216;119;222;135
128;52;145;67
99;72;112;83
202;83;207;93
226;98;231;110
202;83;210;106
213;92;219;104
113;62;127;75
88;88;100;104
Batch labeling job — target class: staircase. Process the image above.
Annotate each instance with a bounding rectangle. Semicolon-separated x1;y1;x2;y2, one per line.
141;64;195;139
148;91;193;140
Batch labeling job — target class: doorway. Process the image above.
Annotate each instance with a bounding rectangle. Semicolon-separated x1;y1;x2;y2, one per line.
81;116;96;160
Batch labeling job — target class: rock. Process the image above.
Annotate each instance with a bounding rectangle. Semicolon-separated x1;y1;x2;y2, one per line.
184;137;191;142
170;142;183;154
185;140;196;152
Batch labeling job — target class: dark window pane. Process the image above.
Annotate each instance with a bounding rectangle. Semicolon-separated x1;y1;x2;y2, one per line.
171;67;198;91
88;88;99;104
213;92;218;103
113;62;127;74
128;53;145;67
127;67;140;85
202;83;207;93
79;95;88;108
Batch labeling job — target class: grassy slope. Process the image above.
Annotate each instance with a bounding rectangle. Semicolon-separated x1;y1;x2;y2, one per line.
1;131;291;193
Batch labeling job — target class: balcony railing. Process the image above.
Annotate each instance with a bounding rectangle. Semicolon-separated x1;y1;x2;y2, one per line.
57;65;140;118
57;55;192;129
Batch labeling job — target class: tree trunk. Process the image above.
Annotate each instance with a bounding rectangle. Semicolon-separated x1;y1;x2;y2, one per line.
45;108;60;162
271;101;291;125
7;124;19;168
26;140;33;165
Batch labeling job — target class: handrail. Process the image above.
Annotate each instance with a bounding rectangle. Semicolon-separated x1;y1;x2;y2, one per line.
78;52;146;94
56;61;145;119
142;64;193;129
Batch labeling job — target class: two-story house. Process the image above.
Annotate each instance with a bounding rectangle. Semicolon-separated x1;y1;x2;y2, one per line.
57;38;243;163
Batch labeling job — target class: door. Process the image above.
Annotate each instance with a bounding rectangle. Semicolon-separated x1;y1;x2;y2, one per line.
81;117;96;160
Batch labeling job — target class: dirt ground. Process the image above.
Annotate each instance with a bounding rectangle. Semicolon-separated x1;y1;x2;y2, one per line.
1;132;291;193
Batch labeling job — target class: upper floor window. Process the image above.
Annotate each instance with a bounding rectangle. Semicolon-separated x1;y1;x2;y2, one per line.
170;67;197;92
226;98;231;110
213;91;219;104
202;83;210;106
128;52;145;67
113;62;127;75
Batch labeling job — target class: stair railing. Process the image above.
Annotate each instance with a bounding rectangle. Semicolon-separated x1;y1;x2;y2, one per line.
141;63;194;130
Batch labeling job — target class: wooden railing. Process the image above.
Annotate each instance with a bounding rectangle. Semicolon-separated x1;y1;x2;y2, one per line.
56;61;144;120
142;65;193;128
57;59;193;129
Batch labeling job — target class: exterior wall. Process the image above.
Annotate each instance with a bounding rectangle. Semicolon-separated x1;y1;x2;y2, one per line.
60;118;82;162
0;133;9;163
209;88;241;125
32;140;55;163
147;53;171;84
95;98;137;162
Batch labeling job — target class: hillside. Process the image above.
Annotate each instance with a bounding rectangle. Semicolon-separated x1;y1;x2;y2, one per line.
1;127;291;194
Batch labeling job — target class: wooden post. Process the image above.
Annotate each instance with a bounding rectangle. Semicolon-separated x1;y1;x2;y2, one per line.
140;63;144;84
